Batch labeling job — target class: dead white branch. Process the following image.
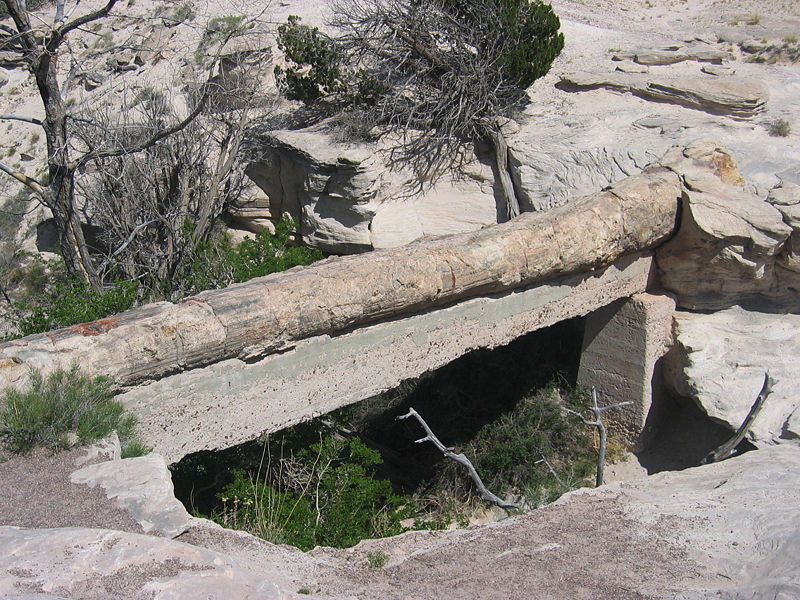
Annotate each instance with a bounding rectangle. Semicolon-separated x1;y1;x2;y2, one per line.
701;372;774;465
564;388;632;487
397;407;515;510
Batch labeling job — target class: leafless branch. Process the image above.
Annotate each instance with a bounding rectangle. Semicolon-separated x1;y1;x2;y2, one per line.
701;372;774;465
397;407;515;510
0;114;44;126
0;159;45;196
564;388;632;487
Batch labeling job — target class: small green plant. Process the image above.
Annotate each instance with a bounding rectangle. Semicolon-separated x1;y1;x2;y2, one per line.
184;215;322;295
747;12;761;25
367;550;389;568
274;15;347;105
785;33;798;44
10;276;138;338
768;118;791;137
0;364;144;455
297;589;311;596
212;435;407;550
195;14;249;65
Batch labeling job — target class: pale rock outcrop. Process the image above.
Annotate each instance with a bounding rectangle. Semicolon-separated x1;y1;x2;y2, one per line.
656;141;796;310
577;292;677;447
234;127;499;253
2;446;798;599
767;183;800;272
558;72;768;118
71;454;194;538
664;307;800;445
0;527;284;599
611;44;727;65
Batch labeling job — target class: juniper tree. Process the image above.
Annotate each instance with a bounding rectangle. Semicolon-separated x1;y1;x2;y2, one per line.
277;0;564;219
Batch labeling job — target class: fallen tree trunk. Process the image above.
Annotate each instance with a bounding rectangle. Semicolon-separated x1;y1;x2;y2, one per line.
0;166;680;390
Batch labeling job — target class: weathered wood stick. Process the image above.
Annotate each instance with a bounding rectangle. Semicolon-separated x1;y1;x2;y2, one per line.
701;372;774;465
397;407;515;510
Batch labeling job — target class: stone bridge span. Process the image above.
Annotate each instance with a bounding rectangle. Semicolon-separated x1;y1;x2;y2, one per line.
5;145;763;463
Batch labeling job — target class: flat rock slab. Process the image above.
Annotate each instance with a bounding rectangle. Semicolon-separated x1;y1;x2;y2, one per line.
311;445;800;599
559;72;768;118
0;526;283;600
664;307;800;445
71;454;193;538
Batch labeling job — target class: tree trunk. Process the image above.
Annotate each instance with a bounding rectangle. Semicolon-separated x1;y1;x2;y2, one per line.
32;38;102;291
486;124;521;221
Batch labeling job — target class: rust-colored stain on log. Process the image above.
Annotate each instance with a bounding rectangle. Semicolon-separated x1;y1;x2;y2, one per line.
70;317;124;336
182;297;207;305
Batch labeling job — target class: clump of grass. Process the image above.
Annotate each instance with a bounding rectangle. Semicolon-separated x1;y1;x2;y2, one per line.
367;550;389;568
747;13;761;25
768;118;791;137
0;363;146;455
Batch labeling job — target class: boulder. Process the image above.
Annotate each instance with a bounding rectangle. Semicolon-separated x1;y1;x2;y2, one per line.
237;127;498;253
656;141;795;310
71;454;194;538
664;307;800;445
558;72;768;118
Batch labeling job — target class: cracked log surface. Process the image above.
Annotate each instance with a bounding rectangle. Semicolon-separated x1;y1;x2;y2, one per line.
0;166;681;391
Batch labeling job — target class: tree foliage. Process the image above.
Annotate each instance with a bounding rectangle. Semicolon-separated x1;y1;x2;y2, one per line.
276;0;564;218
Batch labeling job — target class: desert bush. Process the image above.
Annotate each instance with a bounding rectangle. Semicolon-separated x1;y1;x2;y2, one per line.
9;275;138;338
274;15;347;105
213;435;407;550
0;364;145;455
768;118;791;137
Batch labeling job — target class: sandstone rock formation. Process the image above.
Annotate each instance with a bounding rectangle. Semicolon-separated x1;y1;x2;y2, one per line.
0;527;285;599
656;141;798;310
4;444;798;599
234;127;499;253
558;72;768;119
664;307;800;446
71;454;194;538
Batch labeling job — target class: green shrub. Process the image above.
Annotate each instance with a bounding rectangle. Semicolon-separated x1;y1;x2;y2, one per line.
274;15;347;104
464;384;595;506
0;364;144;455
184;215;323;295
12;277;138;337
367;550;389;568
213;436;407;550
768;118;791;137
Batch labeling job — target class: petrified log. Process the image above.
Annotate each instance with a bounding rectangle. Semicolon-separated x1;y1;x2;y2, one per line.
0;167;681;390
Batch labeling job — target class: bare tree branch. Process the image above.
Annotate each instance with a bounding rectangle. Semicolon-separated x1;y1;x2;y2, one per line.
397;407;515;510
0;159;45;195
701;372;774;465
0;114;44;126
564;388;632;487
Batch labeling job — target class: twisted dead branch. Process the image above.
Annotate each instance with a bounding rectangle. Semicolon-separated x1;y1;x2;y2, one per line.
397;407;515;510
564;388;632;487
701;372;774;465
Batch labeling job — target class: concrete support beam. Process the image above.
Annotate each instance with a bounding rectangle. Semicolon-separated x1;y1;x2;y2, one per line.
123;253;655;463
577;292;676;448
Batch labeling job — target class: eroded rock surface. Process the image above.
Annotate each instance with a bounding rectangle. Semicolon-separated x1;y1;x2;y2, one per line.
656;141;797;310
234;127;499;253
665;307;800;445
71;454;194;538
